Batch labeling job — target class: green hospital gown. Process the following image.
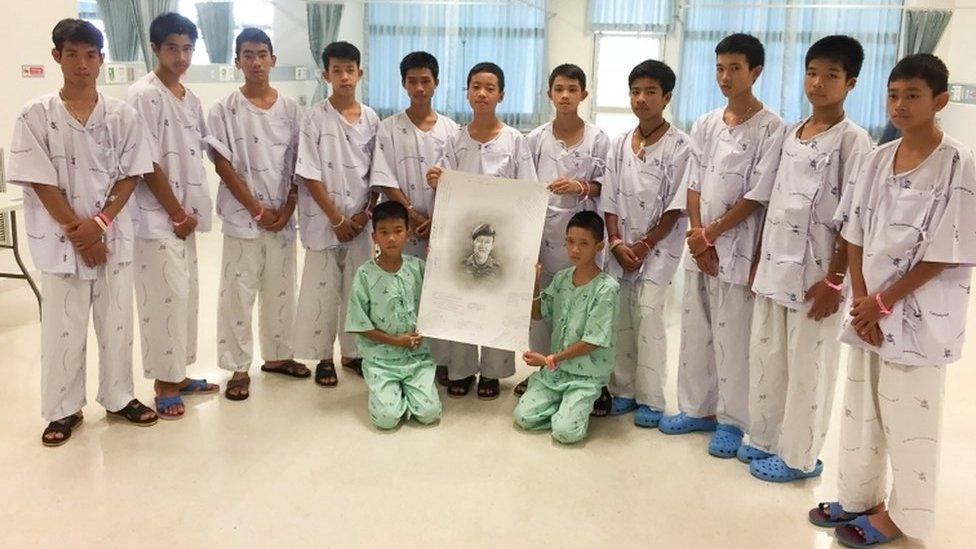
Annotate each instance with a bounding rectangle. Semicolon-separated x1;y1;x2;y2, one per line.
514;267;620;444
345;256;442;429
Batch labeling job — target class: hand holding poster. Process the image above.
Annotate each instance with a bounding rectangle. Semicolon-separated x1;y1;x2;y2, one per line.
417;170;548;352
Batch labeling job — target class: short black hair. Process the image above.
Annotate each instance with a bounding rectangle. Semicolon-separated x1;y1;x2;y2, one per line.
322;41;360;68
150;12;198;46
715;33;764;69
628;59;676;94
805;35;864;78
888;53;949;96
567;211;605;241
235;27;273;56
372;201;408;230
548;64;587;91
400;51;439;81
52;18;103;53
467;62;505;93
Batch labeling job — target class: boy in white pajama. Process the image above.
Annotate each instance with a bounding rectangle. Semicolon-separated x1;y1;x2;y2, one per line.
126;13;218;419
370;51;458;384
602;60;690;428
808;54;976;548
293;41;380;388
8;19;158;445
659;33;786;459
743;36;873;481
427;62;538;400
518;64;610;401
206;29;305;401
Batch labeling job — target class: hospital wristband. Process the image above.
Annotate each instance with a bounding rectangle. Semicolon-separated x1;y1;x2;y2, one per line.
633;239;651;254
875;293;892;316
252;207;265;221
545;354;557;369
699;227;714;248
823;277;844;291
92;215;108;233
96;211;113;230
331;216;346;228
171;213;190;227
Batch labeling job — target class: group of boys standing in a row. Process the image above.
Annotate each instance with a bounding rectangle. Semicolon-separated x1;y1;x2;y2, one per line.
10;11;975;548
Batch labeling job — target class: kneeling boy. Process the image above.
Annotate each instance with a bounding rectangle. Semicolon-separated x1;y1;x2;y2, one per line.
345;202;442;429
514;211;620;444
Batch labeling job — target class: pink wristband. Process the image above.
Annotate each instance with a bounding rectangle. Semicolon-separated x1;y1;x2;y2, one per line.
171;213;189;227
252;207;265;221
96;212;113;229
824;277;843;291
875;293;892;315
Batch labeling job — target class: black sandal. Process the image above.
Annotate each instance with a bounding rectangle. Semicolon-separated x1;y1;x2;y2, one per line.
315;361;338;387
342;358;364;378
435;365;450;387
477;376;500;401
225;377;251;401
42;412;83;447
448;375;475;398
590;386;612;417
261;359;311;378
106;399;158;426
513;378;529;397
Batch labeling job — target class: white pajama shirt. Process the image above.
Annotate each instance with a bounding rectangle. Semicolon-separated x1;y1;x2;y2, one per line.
438;124;538;380
126;72;212;382
8;93;153;420
293;99;380;361
834;135;976;539
525;122;610;353
206;90;302;371
601;126;691;410
676;107;786;431
748;118;872;470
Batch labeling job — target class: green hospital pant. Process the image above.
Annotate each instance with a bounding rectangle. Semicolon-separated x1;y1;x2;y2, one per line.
514;368;606;444
363;356;442;430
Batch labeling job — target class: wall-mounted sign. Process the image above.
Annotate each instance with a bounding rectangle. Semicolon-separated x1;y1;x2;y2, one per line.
21;65;44;78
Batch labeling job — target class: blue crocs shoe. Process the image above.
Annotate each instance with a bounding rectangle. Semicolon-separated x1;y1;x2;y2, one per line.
736;444;774;464
634;405;664;428
609;396;638;416
658;412;718;434
750;456;823;483
708;424;744;458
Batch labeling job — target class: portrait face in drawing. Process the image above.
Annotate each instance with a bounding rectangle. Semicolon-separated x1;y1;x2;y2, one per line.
462;223;501;280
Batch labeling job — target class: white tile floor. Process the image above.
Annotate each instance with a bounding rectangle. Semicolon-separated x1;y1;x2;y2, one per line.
1;227;973;548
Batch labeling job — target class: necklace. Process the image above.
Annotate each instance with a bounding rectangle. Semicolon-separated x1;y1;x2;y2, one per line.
59;90;95;125
798;112;844;139
636;119;668;149
725;100;761;127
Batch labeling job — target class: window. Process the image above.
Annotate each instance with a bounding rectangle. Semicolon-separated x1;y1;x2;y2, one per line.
179;0;275;65
365;1;547;130
592;32;664;138
77;0;109;59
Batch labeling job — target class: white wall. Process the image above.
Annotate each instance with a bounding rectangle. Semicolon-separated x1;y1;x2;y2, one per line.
934;0;976;149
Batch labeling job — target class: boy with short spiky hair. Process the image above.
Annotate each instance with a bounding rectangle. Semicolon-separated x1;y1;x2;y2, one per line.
9;19;158;444
809;53;976;548
743;35;873;482
293;41;381;389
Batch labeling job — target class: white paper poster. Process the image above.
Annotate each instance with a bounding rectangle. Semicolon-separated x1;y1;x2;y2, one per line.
417;170;549;352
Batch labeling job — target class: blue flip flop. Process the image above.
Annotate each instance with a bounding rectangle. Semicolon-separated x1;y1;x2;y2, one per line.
708;424;743;458
634;405;663;428
154;395;185;420
737;444;774;463
609;397;638;416
658;412;718;434
808;501;866;528
750;456;823;482
179;378;219;395
835;515;903;548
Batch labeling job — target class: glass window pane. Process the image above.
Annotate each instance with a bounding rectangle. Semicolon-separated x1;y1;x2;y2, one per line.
595;34;662;109
594;112;637;138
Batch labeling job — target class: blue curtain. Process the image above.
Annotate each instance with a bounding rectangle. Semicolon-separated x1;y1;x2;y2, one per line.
365;1;546;130
674;0;903;138
587;0;674;32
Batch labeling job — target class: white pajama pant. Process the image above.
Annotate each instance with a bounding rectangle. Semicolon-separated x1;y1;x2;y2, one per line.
838;349;945;540
676;270;754;431
217;233;297;372
747;296;841;472
40;265;135;421
446;343;515;380
293;237;372;361
610;280;669;411
134;234;199;383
